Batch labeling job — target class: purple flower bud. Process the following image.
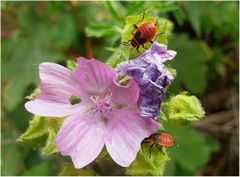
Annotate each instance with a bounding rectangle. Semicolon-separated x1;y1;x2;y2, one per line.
118;42;177;120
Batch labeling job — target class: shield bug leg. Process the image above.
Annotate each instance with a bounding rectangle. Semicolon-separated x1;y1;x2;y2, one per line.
141;141;148;153
133;24;138;29
133;11;146;29
141;143;145;152
142;44;147;49
149;143;155;158
155;32;165;41
136;46;140;53
156;146;165;155
131;11;146;36
120;40;131;46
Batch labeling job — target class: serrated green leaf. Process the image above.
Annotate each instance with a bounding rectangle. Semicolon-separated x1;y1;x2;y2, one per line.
17;115;64;155
59;163;96;176
126;145;169;176
17;116;48;148
41;127;59;156
167;92;205;122
42;117;65;156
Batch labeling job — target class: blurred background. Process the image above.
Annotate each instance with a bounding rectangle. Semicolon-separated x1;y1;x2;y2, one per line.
1;1;239;176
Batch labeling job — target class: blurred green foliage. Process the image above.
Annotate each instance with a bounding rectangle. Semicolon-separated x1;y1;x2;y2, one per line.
164;122;220;175
1;1;238;176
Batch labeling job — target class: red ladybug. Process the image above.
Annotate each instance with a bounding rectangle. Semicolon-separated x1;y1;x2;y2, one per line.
141;132;174;157
122;12;158;52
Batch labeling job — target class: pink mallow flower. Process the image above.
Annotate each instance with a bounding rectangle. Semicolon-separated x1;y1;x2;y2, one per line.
25;57;159;168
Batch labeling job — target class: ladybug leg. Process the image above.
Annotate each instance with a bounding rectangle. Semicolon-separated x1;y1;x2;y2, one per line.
150;40;154;44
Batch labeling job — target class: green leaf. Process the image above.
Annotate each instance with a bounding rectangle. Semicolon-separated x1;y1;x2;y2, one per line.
117;74;131;86
42;117;65;156
180;2;202;37
1;108;27;175
1;143;26;175
95;147;126;175
25;87;41;100
168;34;209;95
126;1;148;15
85;24;119;38
104;1;124;27
167;92;205;122
22;161;49;176
17;115;64;155
67;60;78;71
164;122;220;175
126;145;169;176
59;163;96;176
2;4;78;111
165;66;177;79
180;1;238;40
41;127;59;156
207;48;226;78
172;8;186;26
106;47;129;68
152;2;179;13
17;116;48;148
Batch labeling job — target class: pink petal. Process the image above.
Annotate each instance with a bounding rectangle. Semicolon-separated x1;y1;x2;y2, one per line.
39;62;87;100
25;62;90;117
55;114;106;168
73;58;117;96
110;78;139;105
25;100;90;117
105;108;159;167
